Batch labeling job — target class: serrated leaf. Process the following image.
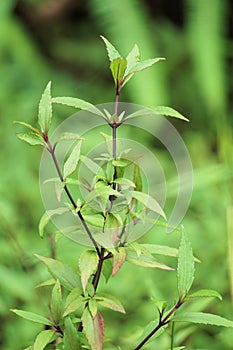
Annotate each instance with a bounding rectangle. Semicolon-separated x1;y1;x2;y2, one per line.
173;312;233;327
133;164;142;192
78;250;99;291
52;96;106;120
56;132;81;143
16;132;45;146
38;81;52;133
110;57;127;85
63;288;84;317
88;298;98;318
124;44;140;76
142;244;179;258
112;247;127;276
35;254;81;291
63;140;82;178
132;191;166;219
14;121;43;136
153;106;189;122
64;317;81;350
102;259;112;283
11;309;53;326
82;308;104;350
186;289;222;301
34;330;56;350
125;57;165;75
126;250;173;271
50;280;62;324
100;35;121;61
177;229;195;299
96;293;125;314
39;207;69;238
80;155;104;176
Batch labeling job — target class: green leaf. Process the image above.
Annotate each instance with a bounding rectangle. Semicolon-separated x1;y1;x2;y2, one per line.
113;177;135;188
186;289;222;301
124;57;165;83
39;207;69;238
63;140;82;178
82;308;104;350
55;132;81;143
52;96;106;120
11;309;53;326
151;298;168;314
112;247;127;276
124;44;140;76
110;57;127;85
63;288;84;317
102;259;112;283
133;164;142;192
137;320;167;344
100;35;121;61
35;254;81;291
78;250;99;291
16;132;45;146
173;312;233;327
38;81;52;133
177;229;195;299
153;106;189;122
126;250;173;271
64;317;81;350
132;191;166;219
14;121;43;136
142;244;179;258
50;280;63;324
80;155;104;176
96;293;125;314
88;298;98;318
34;330;56;350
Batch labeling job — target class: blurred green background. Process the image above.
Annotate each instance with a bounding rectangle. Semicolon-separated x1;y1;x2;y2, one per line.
0;0;232;349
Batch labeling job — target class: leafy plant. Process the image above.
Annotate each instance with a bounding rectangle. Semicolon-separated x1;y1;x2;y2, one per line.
13;36;233;350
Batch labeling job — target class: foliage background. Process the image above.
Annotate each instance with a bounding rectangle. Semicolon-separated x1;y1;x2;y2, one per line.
0;0;232;349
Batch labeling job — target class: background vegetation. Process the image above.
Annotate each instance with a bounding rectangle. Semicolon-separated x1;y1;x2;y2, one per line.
0;0;232;349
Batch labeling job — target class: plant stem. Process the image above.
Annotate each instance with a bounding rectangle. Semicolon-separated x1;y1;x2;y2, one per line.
171;321;175;350
45;138;101;258
92;247;105;291
134;299;183;350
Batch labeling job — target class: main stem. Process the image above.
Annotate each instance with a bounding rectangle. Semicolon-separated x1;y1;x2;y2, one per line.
134;299;183;350
45;138;101;258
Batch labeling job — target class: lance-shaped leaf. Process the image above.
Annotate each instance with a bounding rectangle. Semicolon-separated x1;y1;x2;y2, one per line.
133;163;143;192
63;140;82;178
100;35;121;61
82;308;104;350
124;44;140;76
11;309;53;326
186;289;222;301
142;244;179;258
64;317;81;350
34;329;56;350
132;191;166;219
38;81;52;133
177;229;195;299
16;132;45;146
39;207;69;238
102;259;112;283
52;96;106;120
88;298;98;318
50;280;63;325
78;250;99;291
110;57;127;86
126;250;173;271
112;247;127;276
35;254;81;291
123;106;189;122
63;288;84;317
173;312;233;327
14;121;43;136
96;293;125;314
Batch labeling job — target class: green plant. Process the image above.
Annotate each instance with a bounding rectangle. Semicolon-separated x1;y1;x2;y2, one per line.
13;36;233;350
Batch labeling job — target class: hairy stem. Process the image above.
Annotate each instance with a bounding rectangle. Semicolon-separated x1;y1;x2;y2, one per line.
134;299;183;350
45;138;101;257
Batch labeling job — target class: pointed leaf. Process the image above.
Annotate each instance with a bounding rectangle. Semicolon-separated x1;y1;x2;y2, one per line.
35;254;81;291
56;132;81;143
96;293;125;314
78;250;99;291
110;57;127;85
88;298;98;318
186;289;222;301
39;207;69;238
102;259;112;283
177;229;195;299
126;250;173;271
100;35;121;61
142;244;179;258
173;312;233;327
132;191;166;219
82;308;104;350
125;57;165;76
63;140;82;178
50;280;63;324
80;155;104;176
63;288;84;317
64;317;81;350
153;106;189;122
14;121;43;136
16;133;45;146
11;309;53;326
112;247;127;276
34;330;56;350
38;81;52;133
52;96;106;119
124;44;140;76
133;164;142;192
